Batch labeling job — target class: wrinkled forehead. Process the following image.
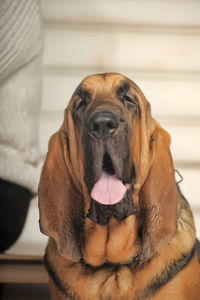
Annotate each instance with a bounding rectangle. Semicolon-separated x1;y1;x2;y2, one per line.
79;73;139;97
67;73;147;112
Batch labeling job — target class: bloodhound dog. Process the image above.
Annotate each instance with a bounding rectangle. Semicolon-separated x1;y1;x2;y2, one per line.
39;73;200;300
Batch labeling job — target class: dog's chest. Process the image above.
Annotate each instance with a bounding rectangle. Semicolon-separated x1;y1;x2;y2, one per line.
66;265;138;300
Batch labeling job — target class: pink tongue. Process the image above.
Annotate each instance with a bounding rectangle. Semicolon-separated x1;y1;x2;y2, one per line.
91;171;128;205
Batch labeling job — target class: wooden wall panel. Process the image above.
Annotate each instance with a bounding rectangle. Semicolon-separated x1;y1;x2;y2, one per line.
42;0;200;27
43;28;200;72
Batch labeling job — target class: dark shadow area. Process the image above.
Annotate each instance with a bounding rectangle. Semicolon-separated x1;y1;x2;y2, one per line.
1;283;50;300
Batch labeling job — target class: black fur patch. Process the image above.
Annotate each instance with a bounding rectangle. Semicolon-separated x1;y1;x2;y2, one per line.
117;81;130;97
195;239;200;264
76;86;91;102
44;253;79;300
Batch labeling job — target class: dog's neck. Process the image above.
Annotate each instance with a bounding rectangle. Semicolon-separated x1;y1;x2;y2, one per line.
44;194;197;300
45;246;196;300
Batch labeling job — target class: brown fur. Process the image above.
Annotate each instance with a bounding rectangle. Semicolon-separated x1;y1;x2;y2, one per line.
39;73;200;299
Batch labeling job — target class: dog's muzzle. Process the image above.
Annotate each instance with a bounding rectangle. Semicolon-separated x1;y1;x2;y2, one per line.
84;110;137;225
87;111;119;140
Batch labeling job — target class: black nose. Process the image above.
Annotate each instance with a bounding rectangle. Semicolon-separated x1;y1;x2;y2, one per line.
87;111;119;139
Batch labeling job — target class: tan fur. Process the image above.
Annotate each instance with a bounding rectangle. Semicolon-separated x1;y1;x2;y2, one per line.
39;73;200;299
83;215;141;266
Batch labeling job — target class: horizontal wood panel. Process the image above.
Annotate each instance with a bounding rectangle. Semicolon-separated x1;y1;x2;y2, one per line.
0;254;43;261
178;168;200;238
41;0;200;27
39;111;200;162
0;263;48;283
166;125;200;163
177;169;200;208
42;73;200;117
43;28;200;72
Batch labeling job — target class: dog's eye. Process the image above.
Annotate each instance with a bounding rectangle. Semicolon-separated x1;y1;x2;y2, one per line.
123;95;138;110
73;97;88;120
73;87;91;116
76;98;87;111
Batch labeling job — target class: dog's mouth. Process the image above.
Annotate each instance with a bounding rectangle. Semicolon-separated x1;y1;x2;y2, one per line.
90;151;131;206
102;152;115;175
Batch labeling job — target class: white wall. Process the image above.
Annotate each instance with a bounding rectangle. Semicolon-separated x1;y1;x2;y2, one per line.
40;0;200;237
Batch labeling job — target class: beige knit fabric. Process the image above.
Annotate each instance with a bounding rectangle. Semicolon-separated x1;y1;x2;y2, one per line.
0;0;43;194
0;0;43;84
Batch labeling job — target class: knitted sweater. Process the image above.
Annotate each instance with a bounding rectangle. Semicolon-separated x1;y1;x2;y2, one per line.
0;0;43;194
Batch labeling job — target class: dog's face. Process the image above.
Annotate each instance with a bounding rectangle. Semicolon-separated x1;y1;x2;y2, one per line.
72;73;139;190
70;73;148;225
39;73;178;265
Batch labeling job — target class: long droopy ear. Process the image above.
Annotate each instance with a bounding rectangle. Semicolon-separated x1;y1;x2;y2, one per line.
38;113;88;262
139;122;178;263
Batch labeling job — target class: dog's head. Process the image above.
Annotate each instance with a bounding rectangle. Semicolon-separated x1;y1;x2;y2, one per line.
39;73;178;265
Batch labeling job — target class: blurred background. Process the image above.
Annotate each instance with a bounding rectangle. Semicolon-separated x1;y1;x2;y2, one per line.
1;0;200;298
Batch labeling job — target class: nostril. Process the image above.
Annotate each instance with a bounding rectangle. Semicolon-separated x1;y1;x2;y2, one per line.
107;121;117;129
88;111;119;139
94;123;99;132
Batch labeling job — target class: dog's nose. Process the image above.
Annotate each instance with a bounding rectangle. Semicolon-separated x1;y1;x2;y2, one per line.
87;111;119;139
